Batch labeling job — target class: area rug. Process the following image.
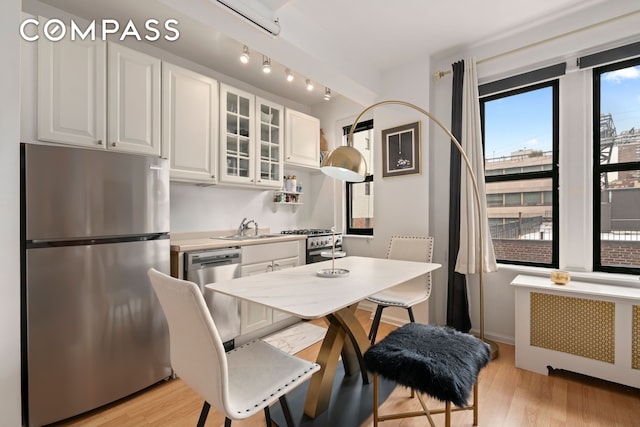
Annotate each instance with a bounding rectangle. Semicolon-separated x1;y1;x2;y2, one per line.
263;322;327;355
269;360;396;427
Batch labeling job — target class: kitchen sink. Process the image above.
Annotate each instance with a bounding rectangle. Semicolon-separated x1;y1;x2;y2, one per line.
211;234;282;240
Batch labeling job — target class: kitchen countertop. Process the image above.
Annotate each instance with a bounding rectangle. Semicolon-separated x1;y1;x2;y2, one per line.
170;229;306;252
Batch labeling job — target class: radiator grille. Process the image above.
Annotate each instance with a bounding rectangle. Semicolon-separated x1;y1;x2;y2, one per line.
634;306;640;370
530;292;615;363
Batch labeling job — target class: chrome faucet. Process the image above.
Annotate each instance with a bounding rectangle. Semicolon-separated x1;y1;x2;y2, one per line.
237;218;259;236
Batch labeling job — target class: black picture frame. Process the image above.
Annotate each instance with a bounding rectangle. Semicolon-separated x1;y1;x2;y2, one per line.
381;121;421;177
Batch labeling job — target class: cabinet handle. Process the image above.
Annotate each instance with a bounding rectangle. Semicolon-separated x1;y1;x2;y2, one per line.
97;139;103;145
273;262;280;270
267;265;273;272
211;175;216;178
111;142;117;147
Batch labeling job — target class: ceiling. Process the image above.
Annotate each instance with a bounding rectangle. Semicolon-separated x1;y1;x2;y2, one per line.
32;0;636;107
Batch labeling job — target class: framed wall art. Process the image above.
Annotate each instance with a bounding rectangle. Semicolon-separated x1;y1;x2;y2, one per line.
381;121;421;177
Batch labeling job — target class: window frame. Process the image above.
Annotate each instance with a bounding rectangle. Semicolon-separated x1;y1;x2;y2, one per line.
480;80;560;268
592;57;640;275
344;119;374;236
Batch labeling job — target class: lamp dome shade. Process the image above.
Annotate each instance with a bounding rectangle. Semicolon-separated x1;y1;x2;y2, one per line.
320;146;367;182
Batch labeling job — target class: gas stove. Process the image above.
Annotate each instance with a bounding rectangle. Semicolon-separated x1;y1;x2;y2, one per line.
280;229;343;263
280;228;334;235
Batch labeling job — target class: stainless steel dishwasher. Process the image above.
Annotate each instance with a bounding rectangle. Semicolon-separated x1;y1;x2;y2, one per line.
185;247;241;348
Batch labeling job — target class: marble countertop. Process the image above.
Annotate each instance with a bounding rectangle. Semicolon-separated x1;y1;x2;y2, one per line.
170;229;306;252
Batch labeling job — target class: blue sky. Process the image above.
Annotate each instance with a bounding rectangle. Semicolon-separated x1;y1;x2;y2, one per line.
484;65;640;159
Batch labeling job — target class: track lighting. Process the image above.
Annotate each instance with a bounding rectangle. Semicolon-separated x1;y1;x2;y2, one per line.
240;45;250;64
285;68;294;82
262;56;271;74
305;79;314;91
324;87;331;100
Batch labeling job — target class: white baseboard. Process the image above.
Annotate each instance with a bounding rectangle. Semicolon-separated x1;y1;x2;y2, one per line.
359;302;515;345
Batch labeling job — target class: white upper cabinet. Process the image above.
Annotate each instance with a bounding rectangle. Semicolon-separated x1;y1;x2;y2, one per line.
37;39;161;157
284;108;320;168
107;43;161;156
255;97;284;188
219;83;255;184
162;63;218;183
37;35;106;148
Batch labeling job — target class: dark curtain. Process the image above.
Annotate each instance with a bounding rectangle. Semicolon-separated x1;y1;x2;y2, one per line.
446;60;471;332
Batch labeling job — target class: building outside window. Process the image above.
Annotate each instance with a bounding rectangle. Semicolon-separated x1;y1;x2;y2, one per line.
345;119;374;235
593;58;640;274
481;81;559;266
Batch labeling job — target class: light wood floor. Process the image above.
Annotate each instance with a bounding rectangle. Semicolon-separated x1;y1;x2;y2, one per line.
51;310;640;427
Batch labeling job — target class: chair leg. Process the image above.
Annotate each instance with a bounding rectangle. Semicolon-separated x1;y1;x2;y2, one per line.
372;373;379;427
264;406;272;427
473;382;479;426
279;395;295;427
369;305;385;344
224;417;232;427
197;402;210;427
407;306;416;323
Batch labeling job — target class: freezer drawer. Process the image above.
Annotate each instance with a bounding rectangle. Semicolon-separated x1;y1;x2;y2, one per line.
22;143;169;241
24;239;171;427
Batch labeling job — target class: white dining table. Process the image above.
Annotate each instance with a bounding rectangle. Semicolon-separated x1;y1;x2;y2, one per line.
206;256;441;418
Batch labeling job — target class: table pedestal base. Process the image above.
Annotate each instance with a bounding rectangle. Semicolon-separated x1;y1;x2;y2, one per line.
304;304;371;418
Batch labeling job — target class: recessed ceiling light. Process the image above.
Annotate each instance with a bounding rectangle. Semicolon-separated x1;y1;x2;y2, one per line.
240;45;250;64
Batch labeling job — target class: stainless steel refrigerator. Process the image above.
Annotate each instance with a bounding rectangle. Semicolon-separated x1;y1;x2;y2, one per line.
20;143;172;427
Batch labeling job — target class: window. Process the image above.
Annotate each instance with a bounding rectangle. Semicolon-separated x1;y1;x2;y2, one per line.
481;81;559;266
345;119;374;235
593;57;640;274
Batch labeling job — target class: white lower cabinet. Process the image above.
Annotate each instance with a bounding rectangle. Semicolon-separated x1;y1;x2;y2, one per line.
239;241;301;335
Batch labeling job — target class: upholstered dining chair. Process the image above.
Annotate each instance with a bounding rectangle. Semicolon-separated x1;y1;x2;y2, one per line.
147;268;319;427
366;236;434;344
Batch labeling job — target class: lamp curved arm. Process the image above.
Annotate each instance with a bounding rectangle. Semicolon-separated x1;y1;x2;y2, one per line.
345;100;491;349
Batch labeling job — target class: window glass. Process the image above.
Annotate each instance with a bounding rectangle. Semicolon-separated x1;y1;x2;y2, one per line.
594;59;640;273
482;82;558;266
345;120;374;235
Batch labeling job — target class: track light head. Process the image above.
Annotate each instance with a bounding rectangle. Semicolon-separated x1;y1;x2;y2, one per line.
324;87;331;100
306;79;314;91
285;68;294;82
240;45;250;64
262;56;271;74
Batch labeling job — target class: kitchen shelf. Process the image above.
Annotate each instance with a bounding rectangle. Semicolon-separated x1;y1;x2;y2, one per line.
273;190;303;205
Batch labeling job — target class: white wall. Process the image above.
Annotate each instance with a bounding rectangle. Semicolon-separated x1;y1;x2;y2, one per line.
0;0;24;424
430;8;640;344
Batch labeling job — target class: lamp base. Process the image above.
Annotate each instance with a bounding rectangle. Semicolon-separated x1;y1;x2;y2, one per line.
485;338;499;360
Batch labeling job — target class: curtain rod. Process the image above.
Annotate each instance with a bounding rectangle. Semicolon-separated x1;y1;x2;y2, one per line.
433;9;640;80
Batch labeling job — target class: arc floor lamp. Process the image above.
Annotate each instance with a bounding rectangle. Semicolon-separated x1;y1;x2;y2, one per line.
321;100;498;359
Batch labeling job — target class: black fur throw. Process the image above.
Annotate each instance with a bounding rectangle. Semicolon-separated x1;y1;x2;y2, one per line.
363;323;490;407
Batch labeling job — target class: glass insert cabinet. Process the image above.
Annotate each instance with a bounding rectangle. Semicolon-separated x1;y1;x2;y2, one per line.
219;83;283;188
